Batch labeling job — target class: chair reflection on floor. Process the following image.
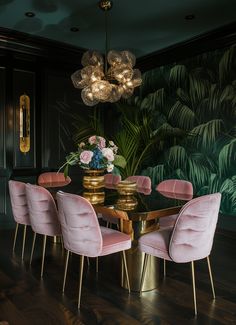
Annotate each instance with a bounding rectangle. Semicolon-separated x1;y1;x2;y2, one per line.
8;180;31;260
56;191;131;309
26;183;61;277
139;193;221;315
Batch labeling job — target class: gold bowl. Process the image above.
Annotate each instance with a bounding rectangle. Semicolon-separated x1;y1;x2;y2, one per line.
116;180;137;195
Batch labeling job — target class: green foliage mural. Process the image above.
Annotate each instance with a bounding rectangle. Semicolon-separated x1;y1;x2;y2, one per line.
116;44;236;216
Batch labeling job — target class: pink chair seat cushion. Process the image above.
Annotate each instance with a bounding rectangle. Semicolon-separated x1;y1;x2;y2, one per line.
139;228;172;261
100;227;131;256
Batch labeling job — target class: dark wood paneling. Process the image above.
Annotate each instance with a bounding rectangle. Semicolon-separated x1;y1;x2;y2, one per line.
0;177;6;215
42;69;83;170
13;69;35;169
0;67;5;169
0;27;84;69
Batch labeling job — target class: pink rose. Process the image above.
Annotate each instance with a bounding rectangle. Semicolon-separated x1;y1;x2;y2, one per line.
80;150;93;164
98;136;106;149
88;135;97;145
102;147;114;162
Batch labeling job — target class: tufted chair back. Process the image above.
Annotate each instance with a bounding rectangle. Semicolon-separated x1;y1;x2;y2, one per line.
9;180;31;259
104;174;121;188
169;193;221;263
139;193;221;315
26;184;61;236
56;191;103;257
38;172;71;187
156;179;193;196
9;180;30;225
125;176;151;190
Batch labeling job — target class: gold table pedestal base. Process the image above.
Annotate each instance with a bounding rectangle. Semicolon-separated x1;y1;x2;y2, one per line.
121;219;160;292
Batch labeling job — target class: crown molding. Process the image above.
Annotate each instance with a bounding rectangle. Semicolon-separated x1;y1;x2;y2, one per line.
0;27;84;65
137;21;236;72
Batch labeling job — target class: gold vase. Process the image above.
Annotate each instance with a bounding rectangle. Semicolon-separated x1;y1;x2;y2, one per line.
116;195;138;211
116;180;137;195
83;169;105;204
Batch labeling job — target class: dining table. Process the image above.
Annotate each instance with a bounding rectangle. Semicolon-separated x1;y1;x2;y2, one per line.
45;181;192;292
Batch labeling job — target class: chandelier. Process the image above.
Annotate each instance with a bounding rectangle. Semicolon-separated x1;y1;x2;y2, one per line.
71;0;142;106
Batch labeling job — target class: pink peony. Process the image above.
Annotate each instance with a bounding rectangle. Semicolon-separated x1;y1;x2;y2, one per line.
98;136;106;149
102;147;114;162
80;150;93;164
88;135;97;145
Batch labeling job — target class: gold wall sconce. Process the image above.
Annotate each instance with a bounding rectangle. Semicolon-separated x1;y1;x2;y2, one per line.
19;93;30;153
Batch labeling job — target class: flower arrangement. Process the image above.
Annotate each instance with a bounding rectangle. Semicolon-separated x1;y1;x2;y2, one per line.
59;135;126;176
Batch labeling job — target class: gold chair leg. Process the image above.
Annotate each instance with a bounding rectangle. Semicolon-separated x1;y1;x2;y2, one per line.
191;261;197;315
207;256;215;299
122;251;130;293
86;256;90;267
163;259;166;277
40;235;47;278
21;225;27;260
78;255;85;309
62;250;70;292
61;236;64;250
30;232;36;265
139;253;149;295
13;223;19;252
96;257;99;273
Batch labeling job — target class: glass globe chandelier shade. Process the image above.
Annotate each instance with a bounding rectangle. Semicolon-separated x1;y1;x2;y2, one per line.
71;1;142;106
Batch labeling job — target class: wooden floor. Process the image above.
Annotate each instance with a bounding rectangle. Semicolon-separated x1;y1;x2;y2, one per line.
0;227;235;325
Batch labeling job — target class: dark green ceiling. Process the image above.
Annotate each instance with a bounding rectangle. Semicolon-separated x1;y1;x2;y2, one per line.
0;0;236;58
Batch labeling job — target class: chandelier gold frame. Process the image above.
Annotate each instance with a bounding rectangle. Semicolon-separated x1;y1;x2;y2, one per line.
71;0;142;106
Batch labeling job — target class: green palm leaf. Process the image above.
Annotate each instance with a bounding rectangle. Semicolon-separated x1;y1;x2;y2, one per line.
218;138;236;178
169;65;188;89
188;119;223;151
219;45;236;87
168;101;195;130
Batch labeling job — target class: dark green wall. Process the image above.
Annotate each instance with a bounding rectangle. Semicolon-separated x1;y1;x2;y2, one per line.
113;44;236;229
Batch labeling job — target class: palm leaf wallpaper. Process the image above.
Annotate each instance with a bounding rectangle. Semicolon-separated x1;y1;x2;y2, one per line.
115;44;236;216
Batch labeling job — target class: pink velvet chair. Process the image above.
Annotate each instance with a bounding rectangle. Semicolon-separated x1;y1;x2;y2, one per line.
156;179;193;229
8;180;31;260
26;183;61;277
56;191;131;309
125;175;152;193
38;172;71;188
139;193;221;315
104;173;121;189
156;179;193;197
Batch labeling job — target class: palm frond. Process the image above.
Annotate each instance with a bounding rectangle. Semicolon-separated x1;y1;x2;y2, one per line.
168;101;195;130
218;138;236;178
